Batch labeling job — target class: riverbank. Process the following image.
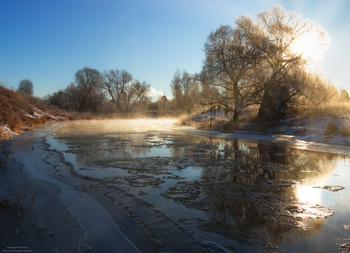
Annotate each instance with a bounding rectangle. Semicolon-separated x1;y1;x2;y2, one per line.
183;110;350;147
0;124;156;252
0;138;84;252
0;85;73;140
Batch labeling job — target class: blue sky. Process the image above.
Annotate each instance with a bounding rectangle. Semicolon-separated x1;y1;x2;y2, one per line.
0;0;349;98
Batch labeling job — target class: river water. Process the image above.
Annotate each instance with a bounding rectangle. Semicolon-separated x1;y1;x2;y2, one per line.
47;119;350;252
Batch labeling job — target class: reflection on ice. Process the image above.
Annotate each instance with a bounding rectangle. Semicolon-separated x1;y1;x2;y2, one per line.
287;204;334;219
296;185;321;205
50;119;350;252
177;166;203;181
292;139;310;150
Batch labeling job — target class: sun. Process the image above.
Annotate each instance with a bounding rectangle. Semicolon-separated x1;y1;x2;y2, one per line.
290;30;330;71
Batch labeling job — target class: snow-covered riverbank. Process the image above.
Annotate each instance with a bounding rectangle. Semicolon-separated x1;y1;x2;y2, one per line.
183;111;350;147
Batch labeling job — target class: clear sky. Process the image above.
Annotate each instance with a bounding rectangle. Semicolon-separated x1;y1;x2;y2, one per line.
0;0;349;98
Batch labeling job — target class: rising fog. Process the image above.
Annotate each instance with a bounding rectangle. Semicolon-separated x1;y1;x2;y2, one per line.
54;119;180;137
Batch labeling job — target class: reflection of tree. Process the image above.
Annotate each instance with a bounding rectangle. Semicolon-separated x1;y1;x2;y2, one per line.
58;133;162;167
170;142;186;158
61;136;134;166
165;140;341;250
57;128;342;251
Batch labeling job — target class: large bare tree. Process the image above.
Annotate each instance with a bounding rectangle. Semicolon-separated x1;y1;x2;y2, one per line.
75;67;104;112
257;6;326;120
202;16;268;124
201;6;328;123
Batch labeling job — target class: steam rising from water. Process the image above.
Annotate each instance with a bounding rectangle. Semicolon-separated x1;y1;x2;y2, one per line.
55;119;180;137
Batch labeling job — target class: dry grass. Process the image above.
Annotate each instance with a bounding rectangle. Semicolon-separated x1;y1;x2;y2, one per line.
296;103;350;119
0;86;72;138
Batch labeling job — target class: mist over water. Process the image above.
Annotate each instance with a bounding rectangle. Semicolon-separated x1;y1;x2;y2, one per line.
49;119;350;252
55;119;180;137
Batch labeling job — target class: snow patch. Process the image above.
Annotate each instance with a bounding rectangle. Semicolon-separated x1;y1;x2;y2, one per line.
0;124;19;138
282;116;350;146
185;110;350;147
186;110;233;123
30;107;60;121
24;113;36;119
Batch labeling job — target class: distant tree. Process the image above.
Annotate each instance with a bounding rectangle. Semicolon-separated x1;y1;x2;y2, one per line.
103;69;132;110
170;70;183;111
48;90;68;109
103;69;149;113
47;83;78;111
170;70;198;113
47;68;150;114
17;79;33;95
137;96;151;114
75;67;104;112
64;82;81;111
124;80;150;113
157;95;170;113
340;89;350;102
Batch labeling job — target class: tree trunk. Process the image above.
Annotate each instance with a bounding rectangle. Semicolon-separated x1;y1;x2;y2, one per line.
232;84;240;128
258;82;287;121
233;110;239;124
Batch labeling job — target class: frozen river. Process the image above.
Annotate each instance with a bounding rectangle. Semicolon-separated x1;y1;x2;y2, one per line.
42;119;350;252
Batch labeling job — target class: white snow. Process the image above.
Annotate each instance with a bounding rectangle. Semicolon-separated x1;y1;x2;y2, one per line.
0;124;19;138
282;116;350;146
24;107;60;121
24;113;36;119
186;110;233;123
183;112;350;152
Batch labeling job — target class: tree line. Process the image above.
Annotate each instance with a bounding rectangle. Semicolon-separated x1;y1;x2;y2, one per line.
47;67;150;114
31;6;349;122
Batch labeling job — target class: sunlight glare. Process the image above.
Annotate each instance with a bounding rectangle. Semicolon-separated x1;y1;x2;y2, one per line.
296;185;321;205
290;30;330;71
